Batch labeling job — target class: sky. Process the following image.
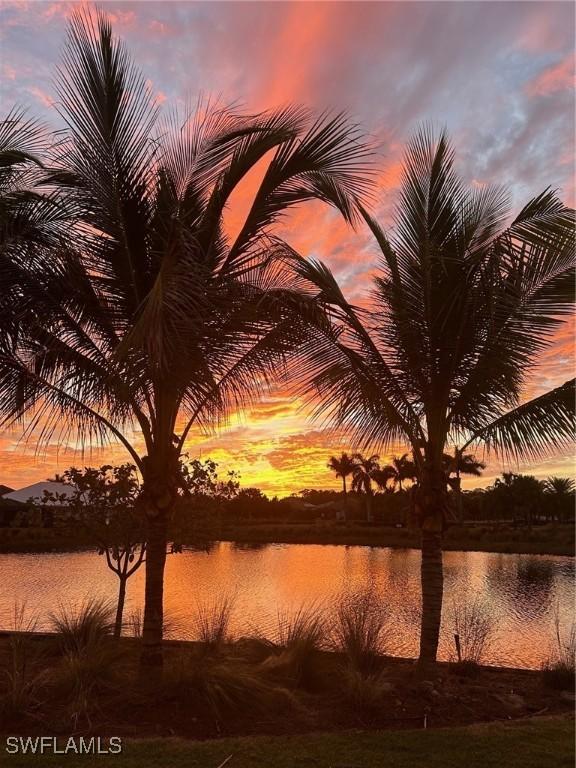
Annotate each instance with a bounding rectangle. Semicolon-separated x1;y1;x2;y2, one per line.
0;1;574;496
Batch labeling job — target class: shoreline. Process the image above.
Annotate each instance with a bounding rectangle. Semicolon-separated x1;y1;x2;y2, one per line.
0;632;573;746
0;522;573;556
0;631;551;673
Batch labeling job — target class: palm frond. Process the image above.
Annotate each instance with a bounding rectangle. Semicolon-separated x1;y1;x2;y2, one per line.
222;111;375;269
450;190;575;430
53;6;159;319
462;379;576;461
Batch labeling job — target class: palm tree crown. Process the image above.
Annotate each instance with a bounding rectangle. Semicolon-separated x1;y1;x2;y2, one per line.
291;126;575;663
544;476;575;496
443;452;485;478
351;453;380;495
0;9;373;666
328;452;358;493
382;452;417;491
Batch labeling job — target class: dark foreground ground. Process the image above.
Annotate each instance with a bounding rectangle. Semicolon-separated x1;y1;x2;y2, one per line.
3;716;574;768
1;633;573;741
0;521;573;555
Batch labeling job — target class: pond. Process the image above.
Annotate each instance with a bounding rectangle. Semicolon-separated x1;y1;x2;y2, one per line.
0;543;573;669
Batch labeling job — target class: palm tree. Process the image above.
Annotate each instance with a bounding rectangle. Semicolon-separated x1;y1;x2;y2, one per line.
383;452;417;492
544;476;575;495
443;450;486;522
544;476;575;523
327;452;358;496
351;453;380;521
371;466;396;492
291;127;575;666
0;107;71;256
328;452;358;520
443;452;485;480
0;10;373;668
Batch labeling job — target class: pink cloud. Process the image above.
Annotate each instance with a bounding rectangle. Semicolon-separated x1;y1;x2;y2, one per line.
148;19;172;36
27;86;53;108
2;64;16;80
145;79;167;106
40;2;135;28
527;55;575;97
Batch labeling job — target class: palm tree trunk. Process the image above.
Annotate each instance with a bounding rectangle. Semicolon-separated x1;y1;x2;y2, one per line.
454;472;463;523
139;417;179;671
366;493;373;523
141;511;168;668
342;477;348;522
419;529;444;667
416;447;447;669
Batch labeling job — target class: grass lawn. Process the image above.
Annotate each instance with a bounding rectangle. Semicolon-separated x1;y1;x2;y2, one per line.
3;715;574;768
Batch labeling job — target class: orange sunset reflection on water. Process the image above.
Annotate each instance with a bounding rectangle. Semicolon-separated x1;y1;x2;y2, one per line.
1;544;573;670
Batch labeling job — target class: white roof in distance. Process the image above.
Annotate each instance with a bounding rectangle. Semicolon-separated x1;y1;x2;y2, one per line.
2;481;76;505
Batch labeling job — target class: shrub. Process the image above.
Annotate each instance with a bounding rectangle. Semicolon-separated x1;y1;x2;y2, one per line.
52;640;124;729
0;603;44;718
331;591;392;675
47;598;123;728
542;611;575;691
261;605;326;687
162;654;298;724
339;666;392;718
275;605;325;652
448;594;495;667
193;594;236;653
49;598;115;654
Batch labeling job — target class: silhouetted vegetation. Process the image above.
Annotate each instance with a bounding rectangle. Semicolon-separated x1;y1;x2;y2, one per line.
1;596;573;740
288;127;575;666
0;6;573;693
541;609;575;691
0;8;374;669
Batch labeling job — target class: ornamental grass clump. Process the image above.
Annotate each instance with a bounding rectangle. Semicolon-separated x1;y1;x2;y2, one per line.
448;594;495;669
541;610;575;691
331;591;392;676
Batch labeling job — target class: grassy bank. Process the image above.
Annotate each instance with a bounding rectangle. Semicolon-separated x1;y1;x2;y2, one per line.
2;625;573;742
0;522;573;555
3;716;574;768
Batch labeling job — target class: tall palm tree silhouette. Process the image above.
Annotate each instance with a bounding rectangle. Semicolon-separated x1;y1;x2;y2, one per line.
544;476;574;495
371;466;396;492
291;127;575;666
443;450;486;522
0;9;373;668
382;453;417;492
544;476;575;523
351;453;380;521
328;452;358;520
328;452;358;496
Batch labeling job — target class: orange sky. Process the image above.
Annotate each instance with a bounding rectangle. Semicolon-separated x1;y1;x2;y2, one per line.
0;1;574;496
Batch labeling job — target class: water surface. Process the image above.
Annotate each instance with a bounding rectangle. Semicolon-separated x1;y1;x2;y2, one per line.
0;543;573;669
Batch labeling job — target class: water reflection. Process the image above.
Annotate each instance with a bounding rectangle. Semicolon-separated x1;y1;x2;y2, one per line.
0;544;573;669
231;542;269;552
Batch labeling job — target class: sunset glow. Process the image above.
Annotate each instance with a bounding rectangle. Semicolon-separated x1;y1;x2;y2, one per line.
1;1;574;495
